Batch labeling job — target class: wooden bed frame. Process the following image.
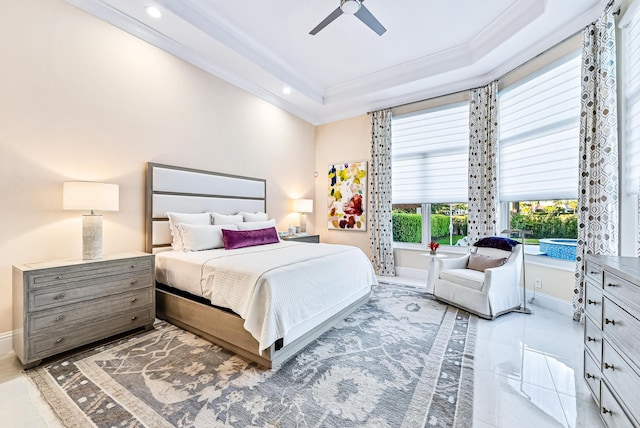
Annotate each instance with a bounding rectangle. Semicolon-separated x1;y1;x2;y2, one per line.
146;162;369;369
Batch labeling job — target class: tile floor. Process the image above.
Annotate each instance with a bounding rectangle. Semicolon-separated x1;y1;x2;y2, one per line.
0;281;604;428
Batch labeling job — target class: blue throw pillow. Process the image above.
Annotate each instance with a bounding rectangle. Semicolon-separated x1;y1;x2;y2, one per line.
474;236;520;252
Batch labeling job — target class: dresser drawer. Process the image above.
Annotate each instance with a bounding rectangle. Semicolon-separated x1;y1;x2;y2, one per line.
601;382;635;428
29;306;154;360
28;288;153;336
28;271;152;311
585;282;603;324
604;271;640;317
584;350;601;404
585;316;603;364
585;260;604;288
27;257;153;290
602;340;640;427
603;298;640;367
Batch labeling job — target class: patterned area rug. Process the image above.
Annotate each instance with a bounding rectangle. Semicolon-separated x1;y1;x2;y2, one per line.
26;284;476;427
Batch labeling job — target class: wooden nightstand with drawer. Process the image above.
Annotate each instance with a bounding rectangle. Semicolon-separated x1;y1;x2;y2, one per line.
12;252;155;368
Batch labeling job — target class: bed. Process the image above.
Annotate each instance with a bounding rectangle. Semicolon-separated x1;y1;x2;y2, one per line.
146;163;377;369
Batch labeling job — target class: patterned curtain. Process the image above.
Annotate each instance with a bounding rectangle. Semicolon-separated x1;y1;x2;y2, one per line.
573;7;619;321
369;109;395;276
467;81;499;245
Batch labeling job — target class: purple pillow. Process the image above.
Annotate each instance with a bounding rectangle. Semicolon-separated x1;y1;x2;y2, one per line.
222;227;280;250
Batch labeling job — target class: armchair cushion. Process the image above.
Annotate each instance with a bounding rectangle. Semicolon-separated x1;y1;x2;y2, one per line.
467;253;508;272
440;269;485;291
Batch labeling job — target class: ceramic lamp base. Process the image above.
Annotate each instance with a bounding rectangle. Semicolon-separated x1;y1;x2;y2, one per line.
82;214;103;260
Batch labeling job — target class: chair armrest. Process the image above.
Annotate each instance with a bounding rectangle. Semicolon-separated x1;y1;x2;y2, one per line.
483;261;521;293
439;255;470;271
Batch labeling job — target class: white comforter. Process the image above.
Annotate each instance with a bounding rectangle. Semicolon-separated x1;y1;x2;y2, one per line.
156;242;376;352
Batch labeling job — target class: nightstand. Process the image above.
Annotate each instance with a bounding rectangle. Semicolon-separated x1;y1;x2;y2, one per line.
12;252;155;368
281;234;320;243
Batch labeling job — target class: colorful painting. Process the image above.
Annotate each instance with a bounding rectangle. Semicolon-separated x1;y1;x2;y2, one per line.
328;161;367;231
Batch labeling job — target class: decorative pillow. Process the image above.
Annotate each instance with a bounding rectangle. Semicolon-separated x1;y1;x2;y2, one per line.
474;236;520;252
467;253;508;272
166;212;211;251
222;227;280;250
210;212;244;225
177;223;238;252
239;212;269;222
236;219;277;231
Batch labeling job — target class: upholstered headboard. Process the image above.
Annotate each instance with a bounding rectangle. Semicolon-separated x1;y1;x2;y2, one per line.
146;162;266;253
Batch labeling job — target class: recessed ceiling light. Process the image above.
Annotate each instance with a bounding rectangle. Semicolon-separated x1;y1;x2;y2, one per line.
282;87;292;95
145;6;162;18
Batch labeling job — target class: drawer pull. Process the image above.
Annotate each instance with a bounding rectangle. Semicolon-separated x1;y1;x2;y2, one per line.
53;293;65;300
130;298;137;303
55;315;64;322
56;275;63;280
130;264;136;268
130;279;137;285
586;336;596;342
587;299;597;305
602;407;611;414
604;362;615;370
55;337;64;344
586;373;596;379
131;316;137;321
606;283;617;287
605;318;616;325
589;270;599;275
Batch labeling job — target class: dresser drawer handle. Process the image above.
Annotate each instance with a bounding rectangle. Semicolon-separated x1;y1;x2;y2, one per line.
604;362;615;370
587;299;597;305
130;279;137;285
53;293;65;300
56;275;63;280
602;407;611;414
131;316;138;321
586;373;596;379
589;270;599;274
55;315;64;322
55;337;64;344
130;298;137;303
130;264;136;269
605;318;616;325
586;336;596;342
606;283;617;287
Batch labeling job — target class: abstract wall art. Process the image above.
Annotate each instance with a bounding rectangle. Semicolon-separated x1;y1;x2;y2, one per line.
327;161;367;231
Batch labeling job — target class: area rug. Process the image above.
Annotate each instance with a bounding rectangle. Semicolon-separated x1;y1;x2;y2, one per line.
26;284;476;427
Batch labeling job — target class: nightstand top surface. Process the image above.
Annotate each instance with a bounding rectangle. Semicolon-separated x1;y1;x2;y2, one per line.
17;251;152;271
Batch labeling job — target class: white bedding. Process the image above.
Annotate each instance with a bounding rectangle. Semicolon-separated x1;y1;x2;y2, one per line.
155;241;377;352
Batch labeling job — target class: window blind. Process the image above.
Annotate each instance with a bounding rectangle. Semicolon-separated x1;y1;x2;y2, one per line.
625;5;640;195
498;53;581;201
391;102;469;204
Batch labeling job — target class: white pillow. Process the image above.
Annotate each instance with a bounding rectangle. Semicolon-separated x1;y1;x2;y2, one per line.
210;212;244;225
177;223;238;251
166;212;211;251
239;212;269;222
236;219;277;231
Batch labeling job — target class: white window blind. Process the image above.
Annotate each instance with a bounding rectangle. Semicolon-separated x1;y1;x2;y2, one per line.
625;4;640;195
391;102;469;204
498;53;582;201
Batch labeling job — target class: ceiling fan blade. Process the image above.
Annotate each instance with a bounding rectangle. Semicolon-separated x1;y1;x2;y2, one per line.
354;4;386;35
309;7;344;35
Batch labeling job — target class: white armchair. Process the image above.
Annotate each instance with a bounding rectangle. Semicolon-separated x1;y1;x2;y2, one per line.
433;244;523;319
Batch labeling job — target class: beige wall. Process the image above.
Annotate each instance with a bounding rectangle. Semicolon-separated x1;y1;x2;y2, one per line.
0;0;315;334
314;115;371;257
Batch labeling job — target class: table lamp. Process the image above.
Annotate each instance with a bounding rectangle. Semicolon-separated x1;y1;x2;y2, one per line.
293;198;313;233
63;181;119;260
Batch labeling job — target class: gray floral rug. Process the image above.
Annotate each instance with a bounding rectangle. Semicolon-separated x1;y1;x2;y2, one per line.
26;284;476;427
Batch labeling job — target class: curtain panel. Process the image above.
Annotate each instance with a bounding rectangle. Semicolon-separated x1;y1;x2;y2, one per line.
369;109;395;276
467;81;499;245
573;8;619;321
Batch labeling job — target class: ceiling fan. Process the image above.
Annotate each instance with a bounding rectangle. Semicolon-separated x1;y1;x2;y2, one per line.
309;0;387;36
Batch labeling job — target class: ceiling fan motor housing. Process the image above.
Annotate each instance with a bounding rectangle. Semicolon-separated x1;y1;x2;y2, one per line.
340;0;362;15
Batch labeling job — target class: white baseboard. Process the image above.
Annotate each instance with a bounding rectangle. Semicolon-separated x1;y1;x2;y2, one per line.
525;289;573;317
394;267;428;280
0;330;13;355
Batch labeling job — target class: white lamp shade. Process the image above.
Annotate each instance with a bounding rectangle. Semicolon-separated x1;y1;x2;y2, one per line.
63;181;119;211
293;198;313;213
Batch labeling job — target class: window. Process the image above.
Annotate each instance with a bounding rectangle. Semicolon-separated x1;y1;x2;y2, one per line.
498;52;581;257
623;2;640;196
391;102;469;245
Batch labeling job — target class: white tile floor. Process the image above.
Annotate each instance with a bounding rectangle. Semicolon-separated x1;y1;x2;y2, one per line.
0;282;604;428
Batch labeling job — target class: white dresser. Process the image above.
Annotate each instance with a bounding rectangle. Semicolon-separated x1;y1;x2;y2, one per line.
12;252;155;368
584;255;640;428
